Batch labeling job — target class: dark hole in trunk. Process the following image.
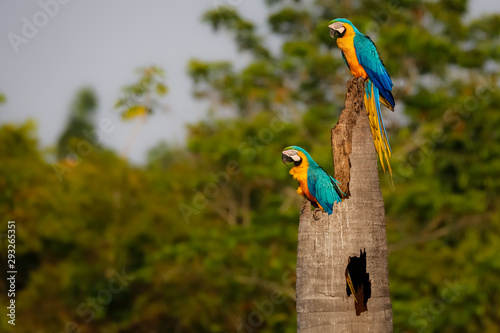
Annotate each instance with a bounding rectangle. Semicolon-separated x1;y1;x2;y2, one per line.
345;249;371;316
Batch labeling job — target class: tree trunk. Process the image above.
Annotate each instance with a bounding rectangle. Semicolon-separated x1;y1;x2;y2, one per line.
296;78;393;332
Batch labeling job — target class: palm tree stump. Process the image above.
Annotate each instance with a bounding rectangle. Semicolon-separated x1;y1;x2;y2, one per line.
296;77;393;332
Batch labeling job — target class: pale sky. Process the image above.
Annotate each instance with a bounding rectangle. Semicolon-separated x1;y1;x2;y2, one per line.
0;0;498;163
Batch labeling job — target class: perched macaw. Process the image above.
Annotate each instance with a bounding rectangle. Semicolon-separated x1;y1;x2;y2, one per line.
329;18;394;174
282;146;344;214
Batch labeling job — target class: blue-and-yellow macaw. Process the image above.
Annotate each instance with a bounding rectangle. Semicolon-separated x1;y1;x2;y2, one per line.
282;146;343;214
329;18;395;174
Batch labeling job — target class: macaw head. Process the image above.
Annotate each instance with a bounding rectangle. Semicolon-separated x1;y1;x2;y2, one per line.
281;146;315;168
328;18;361;39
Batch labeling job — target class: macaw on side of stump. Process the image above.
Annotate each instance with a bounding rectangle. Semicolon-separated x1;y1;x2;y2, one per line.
329;18;395;175
282;146;344;214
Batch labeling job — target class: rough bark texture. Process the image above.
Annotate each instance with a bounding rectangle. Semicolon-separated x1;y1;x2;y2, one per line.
330;78;363;197
296;78;393;332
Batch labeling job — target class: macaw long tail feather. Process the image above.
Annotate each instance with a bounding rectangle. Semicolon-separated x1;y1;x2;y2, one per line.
346;271;358;303
364;80;392;175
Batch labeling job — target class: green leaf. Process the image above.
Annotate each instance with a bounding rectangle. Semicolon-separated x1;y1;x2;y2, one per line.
121;105;147;120
114;98;125;109
156;83;168;96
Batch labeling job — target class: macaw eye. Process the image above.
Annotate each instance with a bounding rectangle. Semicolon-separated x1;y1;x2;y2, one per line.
292;155;302;166
282;149;302;166
329;22;346;38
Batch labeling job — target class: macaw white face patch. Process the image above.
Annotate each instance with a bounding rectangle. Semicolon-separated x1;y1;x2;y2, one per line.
282;149;301;161
329;22;346;36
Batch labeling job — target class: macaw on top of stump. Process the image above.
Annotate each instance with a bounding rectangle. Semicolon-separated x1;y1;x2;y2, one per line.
329;18;395;175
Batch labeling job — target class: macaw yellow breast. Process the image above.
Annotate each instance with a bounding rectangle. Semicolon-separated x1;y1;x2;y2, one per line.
289;153;324;210
336;26;368;79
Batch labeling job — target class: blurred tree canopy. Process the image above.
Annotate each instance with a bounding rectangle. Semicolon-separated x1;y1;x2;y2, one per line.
1;0;500;332
57;88;98;159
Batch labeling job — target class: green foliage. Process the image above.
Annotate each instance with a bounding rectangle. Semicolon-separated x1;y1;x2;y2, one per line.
57;87;98;159
0;115;305;332
268;8;312;36
115;66;168;120
203;7;270;58
385;79;500;330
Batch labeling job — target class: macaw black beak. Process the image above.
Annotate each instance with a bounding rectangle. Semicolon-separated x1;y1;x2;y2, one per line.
330;28;346;38
282;151;302;167
282;153;294;166
328;23;346;38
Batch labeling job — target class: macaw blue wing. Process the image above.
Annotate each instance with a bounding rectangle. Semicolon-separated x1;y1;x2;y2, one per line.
307;166;343;215
329;174;345;201
353;34;395;110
